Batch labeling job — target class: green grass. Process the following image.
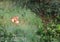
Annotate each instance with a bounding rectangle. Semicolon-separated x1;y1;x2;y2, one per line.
0;1;60;42
0;4;42;42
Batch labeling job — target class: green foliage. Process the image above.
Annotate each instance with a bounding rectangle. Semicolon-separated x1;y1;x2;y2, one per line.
0;0;60;42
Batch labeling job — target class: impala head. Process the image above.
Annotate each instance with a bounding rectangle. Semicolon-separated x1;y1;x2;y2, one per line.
11;16;19;24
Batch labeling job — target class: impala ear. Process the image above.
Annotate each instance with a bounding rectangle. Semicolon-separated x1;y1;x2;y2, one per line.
11;19;15;22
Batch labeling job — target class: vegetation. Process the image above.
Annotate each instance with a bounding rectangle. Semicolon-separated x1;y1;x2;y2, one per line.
0;0;60;42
